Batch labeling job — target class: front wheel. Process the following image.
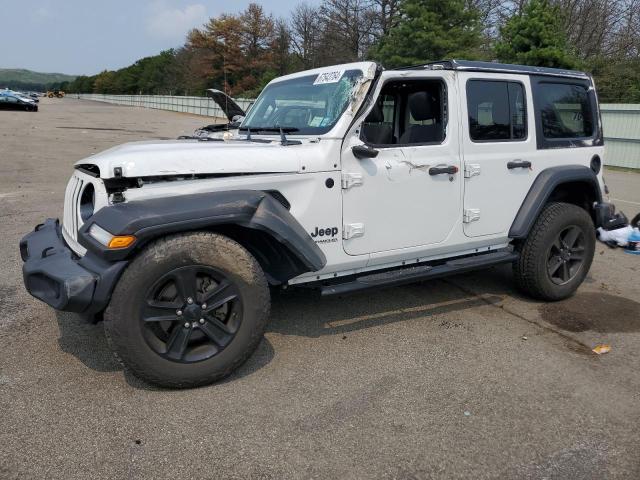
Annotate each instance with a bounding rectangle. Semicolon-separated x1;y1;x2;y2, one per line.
513;202;595;301
104;232;270;388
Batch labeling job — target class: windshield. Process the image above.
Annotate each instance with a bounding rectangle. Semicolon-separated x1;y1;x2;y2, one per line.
240;69;363;135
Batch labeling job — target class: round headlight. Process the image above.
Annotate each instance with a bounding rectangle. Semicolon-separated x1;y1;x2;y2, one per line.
79;183;95;222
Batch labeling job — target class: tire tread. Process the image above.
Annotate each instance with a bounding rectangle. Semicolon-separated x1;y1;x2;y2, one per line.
513;202;595;301
104;232;269;388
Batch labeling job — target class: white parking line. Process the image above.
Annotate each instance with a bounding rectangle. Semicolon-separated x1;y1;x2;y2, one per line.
611;197;640;206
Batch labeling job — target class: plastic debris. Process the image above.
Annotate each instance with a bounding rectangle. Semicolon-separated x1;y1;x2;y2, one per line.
597;226;634;247
624;229;640;255
463;411;471;417
592;344;611;355
522;335;528;341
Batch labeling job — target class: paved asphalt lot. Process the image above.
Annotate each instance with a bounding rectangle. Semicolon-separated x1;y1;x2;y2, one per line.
1;98;640;480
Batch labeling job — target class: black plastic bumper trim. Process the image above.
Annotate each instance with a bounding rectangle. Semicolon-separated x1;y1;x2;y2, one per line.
594;202;628;230
20;219;127;314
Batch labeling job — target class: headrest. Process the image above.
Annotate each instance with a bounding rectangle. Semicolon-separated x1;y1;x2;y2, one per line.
408;91;436;121
365;102;384;123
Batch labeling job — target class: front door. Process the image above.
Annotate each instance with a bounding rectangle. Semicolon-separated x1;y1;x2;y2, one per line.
341;71;462;256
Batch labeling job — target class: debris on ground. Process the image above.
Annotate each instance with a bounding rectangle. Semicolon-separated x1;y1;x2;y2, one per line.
597;226;635;247
592;344;612;355
625;229;640;255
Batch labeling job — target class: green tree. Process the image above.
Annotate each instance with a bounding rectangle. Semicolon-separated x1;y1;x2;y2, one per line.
495;0;576;69
591;56;640;103
92;70;116;93
370;0;483;68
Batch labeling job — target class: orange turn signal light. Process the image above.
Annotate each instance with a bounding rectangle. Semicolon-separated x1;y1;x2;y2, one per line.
107;235;136;249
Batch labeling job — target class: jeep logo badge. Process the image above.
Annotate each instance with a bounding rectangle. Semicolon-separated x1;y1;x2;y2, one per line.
311;226;339;244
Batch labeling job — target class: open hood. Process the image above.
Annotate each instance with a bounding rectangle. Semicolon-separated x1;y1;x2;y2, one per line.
206;89;246;121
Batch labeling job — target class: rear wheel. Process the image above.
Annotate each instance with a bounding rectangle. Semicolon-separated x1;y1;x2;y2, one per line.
104;232;270;388
513;202;595;301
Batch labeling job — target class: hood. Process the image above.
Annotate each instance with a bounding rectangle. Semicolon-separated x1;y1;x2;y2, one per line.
77;139;305;179
206;89;246;121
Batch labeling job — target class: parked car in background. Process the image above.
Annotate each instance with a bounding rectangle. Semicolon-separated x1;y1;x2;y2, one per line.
0;91;38;111
15;91;39;103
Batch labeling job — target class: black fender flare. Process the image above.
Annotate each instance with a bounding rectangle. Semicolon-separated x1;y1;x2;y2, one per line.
509;165;602;239
78;190;327;279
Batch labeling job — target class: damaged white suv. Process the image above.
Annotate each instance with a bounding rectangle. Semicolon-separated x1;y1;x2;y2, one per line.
21;60;622;387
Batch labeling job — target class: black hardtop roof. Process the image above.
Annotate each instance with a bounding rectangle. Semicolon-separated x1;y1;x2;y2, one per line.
394;59;589;80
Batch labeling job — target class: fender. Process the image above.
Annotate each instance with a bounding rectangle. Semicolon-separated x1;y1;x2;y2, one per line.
78;190;327;278
509;165;602;239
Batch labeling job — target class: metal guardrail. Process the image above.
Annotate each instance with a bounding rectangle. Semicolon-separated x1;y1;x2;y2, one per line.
71;95;640;169
72;93;254;121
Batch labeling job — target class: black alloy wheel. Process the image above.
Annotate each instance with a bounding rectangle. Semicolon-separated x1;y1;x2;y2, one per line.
546;225;586;285
141;265;242;363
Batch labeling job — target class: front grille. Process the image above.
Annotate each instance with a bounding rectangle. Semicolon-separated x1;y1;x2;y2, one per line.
61;169;109;256
62;174;83;245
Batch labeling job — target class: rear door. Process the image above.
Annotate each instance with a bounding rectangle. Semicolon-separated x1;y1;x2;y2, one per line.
460;73;604;239
458;73;537;237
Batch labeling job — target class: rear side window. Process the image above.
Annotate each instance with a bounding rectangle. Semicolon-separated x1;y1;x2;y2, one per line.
538;83;593;138
467;80;527;141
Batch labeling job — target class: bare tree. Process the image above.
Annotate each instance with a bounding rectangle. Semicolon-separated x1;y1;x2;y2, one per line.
556;0;640;59
370;0;401;38
290;3;321;68
317;0;378;64
272;19;292;75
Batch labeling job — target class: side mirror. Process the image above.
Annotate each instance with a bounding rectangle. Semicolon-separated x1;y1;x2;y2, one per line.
352;144;379;159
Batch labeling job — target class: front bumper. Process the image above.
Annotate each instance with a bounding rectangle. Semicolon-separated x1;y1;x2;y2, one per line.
20;219;127;313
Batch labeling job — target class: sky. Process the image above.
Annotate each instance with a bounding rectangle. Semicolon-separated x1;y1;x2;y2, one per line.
1;0;316;76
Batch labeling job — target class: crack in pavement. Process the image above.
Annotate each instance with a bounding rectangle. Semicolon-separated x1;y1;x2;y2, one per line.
443;278;597;354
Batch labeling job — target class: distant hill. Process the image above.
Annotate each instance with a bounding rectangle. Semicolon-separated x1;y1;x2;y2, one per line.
0;68;76;91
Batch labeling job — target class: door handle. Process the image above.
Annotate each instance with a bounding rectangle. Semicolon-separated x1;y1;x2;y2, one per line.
507;160;532;170
429;165;459;176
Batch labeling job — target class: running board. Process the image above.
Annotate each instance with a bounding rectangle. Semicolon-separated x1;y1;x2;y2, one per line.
321;250;518;296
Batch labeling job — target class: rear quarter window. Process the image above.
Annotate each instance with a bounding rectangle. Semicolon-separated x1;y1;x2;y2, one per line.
538;83;593;139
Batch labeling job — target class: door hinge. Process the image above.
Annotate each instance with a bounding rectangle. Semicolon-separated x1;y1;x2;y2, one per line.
463;209;481;223
464;164;481;178
343;223;365;240
341;173;363;189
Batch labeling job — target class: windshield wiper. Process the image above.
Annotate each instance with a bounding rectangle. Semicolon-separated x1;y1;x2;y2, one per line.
239;126;302;146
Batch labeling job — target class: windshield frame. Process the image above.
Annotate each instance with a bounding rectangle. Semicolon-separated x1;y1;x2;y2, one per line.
240;69;365;136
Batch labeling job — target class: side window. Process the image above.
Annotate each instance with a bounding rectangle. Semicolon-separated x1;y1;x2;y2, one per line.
361;94;396;146
538;83;593;138
361;79;446;146
467;80;527;142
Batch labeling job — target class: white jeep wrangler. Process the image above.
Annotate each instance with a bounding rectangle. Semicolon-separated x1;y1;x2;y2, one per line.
21;60;622;388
